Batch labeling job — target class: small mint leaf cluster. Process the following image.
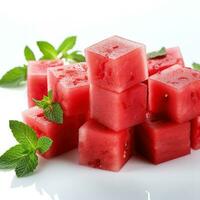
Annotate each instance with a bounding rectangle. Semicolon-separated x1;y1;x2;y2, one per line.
33;90;63;124
147;47;167;59
0;36;85;87
0;120;52;177
192;62;200;70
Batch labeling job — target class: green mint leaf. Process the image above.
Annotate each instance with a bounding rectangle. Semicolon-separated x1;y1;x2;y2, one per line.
37;136;53;154
0;145;27;169
24;46;36;61
192;62;200;70
9;120;38;150
15;152;38;177
32;98;49;110
48;90;53;100
44;103;63;124
57;36;76;54
37;41;58;60
0;65;27;87
147;47;167;59
34;90;63;124
67;51;85;62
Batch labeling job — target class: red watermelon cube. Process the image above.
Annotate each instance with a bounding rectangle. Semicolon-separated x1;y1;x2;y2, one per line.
91;83;147;131
47;63;89;116
135;118;191;164
22;106;86;158
27;60;63;107
148;47;184;76
79;119;133;171
85;35;148;92
191;116;200;150
149;64;200;123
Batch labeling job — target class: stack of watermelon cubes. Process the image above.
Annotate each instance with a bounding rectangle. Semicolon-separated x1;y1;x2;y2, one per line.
136;53;200;164
21;35;200;171
79;36;148;171
23;62;90;158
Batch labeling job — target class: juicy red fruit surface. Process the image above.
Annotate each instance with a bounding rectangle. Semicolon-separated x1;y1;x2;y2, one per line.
191;116;200;150
135;118;191;164
148;47;184;76
79;120;133;171
27;60;63;107
22;106;87;158
48;63;89;116
149;64;200;123
85;35;148;92
91;83;147;131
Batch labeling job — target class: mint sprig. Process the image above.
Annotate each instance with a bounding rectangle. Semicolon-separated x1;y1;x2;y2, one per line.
0;120;52;177
147;47;167;59
33;90;63;124
0;35;85;87
192;62;200;70
37;41;58;60
0;65;27;87
24;46;36;61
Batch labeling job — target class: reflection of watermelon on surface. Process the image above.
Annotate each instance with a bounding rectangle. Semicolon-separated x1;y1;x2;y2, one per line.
135;118;191;164
148;47;184;76
48;63;89;116
191;116;200;150
79;120;133;171
27;60;63;107
90;83;147;131
149;64;200;123
22;106;87;158
85;35;148;93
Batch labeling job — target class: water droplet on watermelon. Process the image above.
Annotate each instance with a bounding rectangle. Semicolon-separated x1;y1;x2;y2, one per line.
57;68;64;72
178;76;188;80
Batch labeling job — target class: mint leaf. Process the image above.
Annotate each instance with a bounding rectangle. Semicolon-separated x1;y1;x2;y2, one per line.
37;41;58;60
24;46;36;61
37;136;52;154
57;36;76;54
44;103;63;124
0;65;27;87
147;47;167;59
0;145;27;169
9;120;38;150
192;62;200;70
15;152;38;177
0;120;53;177
34;90;63;124
67;51;85;62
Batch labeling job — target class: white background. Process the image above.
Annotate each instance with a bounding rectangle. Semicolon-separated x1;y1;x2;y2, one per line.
0;0;200;200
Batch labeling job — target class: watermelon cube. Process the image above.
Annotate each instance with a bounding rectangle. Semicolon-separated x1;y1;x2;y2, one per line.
135;118;191;164
91;83;147;131
148;47;184;76
79;119;133;171
149;64;200;123
85;35;148;92
27;60;63;107
22;106;86;158
47;63;89;116
191;116;200;150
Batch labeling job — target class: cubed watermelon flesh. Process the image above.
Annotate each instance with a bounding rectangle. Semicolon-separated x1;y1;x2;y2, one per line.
191;116;200;150
149;64;200;123
85;35;148;92
48;63;89;116
91;83;147;131
148;47;184;76
22;106;87;158
79;119;133;171
135;118;191;164
27;60;63;107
